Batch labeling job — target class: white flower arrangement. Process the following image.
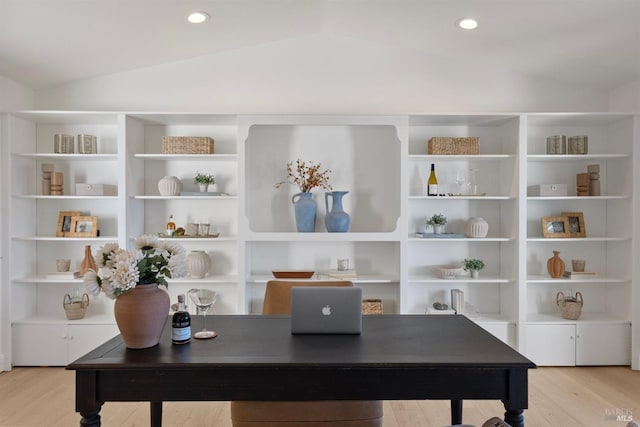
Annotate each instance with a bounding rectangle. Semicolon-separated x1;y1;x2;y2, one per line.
84;235;188;299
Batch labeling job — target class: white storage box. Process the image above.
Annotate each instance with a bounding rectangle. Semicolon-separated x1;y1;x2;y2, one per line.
527;184;567;197
76;183;117;196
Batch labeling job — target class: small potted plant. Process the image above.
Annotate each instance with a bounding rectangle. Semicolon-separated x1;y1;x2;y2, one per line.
194;172;216;192
464;258;485;279
426;213;447;234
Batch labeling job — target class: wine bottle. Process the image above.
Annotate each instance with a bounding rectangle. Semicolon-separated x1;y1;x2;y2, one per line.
166;214;176;236
172;294;191;344
427;163;438;196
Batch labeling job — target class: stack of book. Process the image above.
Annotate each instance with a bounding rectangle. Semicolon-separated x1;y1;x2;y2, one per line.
46;271;81;280
562;271;596;278
326;270;358;280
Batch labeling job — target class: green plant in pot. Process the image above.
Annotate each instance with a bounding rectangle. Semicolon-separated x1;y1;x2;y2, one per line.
464;258;485;279
194;172;216;192
426;213;447;234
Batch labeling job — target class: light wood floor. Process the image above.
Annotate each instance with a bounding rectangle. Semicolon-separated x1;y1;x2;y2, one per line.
0;366;638;426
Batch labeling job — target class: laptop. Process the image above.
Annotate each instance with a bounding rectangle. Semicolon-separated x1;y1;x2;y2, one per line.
290;286;363;334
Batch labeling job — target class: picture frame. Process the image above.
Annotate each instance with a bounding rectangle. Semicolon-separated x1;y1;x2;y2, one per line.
541;216;570;238
68;215;98;237
57;211;82;237
562;211;586;238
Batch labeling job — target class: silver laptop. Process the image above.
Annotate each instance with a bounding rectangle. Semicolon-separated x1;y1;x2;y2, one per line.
290;287;363;334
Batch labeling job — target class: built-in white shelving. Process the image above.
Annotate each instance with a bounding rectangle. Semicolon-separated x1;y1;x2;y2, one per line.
1;111;637;368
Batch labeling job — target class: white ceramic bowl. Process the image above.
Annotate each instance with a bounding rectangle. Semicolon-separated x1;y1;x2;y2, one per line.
431;265;464;279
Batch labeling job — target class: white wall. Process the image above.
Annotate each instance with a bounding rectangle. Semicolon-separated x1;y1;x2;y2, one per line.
35;33;610;113
0;75;34;111
0;75;33;371
610;80;640;112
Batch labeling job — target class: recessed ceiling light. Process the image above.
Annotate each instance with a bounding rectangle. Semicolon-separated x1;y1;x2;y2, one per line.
188;11;210;24
456;18;478;30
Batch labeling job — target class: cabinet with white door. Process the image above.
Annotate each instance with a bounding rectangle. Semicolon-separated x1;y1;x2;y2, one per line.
525;321;631;366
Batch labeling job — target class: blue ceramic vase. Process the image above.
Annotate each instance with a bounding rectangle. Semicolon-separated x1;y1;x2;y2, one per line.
291;192;316;232
325;191;351;232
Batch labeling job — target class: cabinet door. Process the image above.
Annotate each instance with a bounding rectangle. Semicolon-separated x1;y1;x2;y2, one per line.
478;322;516;347
12;324;67;366
576;323;631;366
525;324;575;366
67;324;119;363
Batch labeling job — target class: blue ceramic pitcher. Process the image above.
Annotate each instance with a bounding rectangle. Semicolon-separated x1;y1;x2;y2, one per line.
325;191;351;232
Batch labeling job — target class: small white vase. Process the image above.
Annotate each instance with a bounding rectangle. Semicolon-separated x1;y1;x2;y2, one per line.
465;217;489;238
198;183;208;192
470;269;480;279
187;250;211;279
433;224;446;234
158;176;182;196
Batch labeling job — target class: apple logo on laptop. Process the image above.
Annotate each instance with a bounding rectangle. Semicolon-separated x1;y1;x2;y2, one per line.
322;305;332;316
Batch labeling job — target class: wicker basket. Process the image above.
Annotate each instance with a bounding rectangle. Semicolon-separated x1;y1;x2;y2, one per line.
63;293;90;320
428;137;479;155
162;136;214;154
556;291;583;320
362;299;383;315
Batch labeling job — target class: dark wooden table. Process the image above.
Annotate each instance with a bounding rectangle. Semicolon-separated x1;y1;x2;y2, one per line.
67;315;535;427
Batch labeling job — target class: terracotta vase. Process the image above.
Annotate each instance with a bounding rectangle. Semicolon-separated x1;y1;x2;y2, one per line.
547;250;565;278
114;284;170;349
79;245;97;276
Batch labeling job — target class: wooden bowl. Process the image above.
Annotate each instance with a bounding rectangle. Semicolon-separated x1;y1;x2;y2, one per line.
272;271;315;279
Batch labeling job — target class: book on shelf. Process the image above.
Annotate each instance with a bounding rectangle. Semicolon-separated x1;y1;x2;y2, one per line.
451;289;465;314
426;307;456;315
562;271;597;278
415;232;465;238
325;270;358;280
46;271;81;280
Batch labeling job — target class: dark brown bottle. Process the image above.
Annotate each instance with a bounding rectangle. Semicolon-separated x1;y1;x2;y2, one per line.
172;294;191;344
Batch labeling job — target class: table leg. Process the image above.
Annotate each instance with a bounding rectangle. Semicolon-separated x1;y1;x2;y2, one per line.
150;401;163;427
451;399;463;425
504;408;524;427
79;404;102;427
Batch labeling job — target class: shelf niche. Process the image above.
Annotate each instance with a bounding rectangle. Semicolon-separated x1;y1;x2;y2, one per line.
245;124;401;233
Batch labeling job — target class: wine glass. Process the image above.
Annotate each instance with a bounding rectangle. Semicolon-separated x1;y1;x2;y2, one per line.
454;169;467;195
187;288;218;339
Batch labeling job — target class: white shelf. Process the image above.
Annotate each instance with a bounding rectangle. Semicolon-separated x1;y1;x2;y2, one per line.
409;154;515;160
409;275;513;283
527;196;630;201
409;195;513;200
409;235;513;242
12;236;118;242
13;276;84;284
13;313;116;325
155;235;237;242
527;275;629;283
13;195;118;200
246;232;400;242
167;275;238;284
527;154;630;161
527;237;630;242
12;153;118;161
134;153;237;161
249;274;398;284
133;195;237;200
527;313;630;324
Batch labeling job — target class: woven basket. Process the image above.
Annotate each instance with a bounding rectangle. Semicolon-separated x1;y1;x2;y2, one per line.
362;299;383;315
63;293;90;320
162;136;214;154
428;137;479;155
556;291;583;320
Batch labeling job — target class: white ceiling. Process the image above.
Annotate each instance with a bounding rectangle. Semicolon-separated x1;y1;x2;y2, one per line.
1;0;639;91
